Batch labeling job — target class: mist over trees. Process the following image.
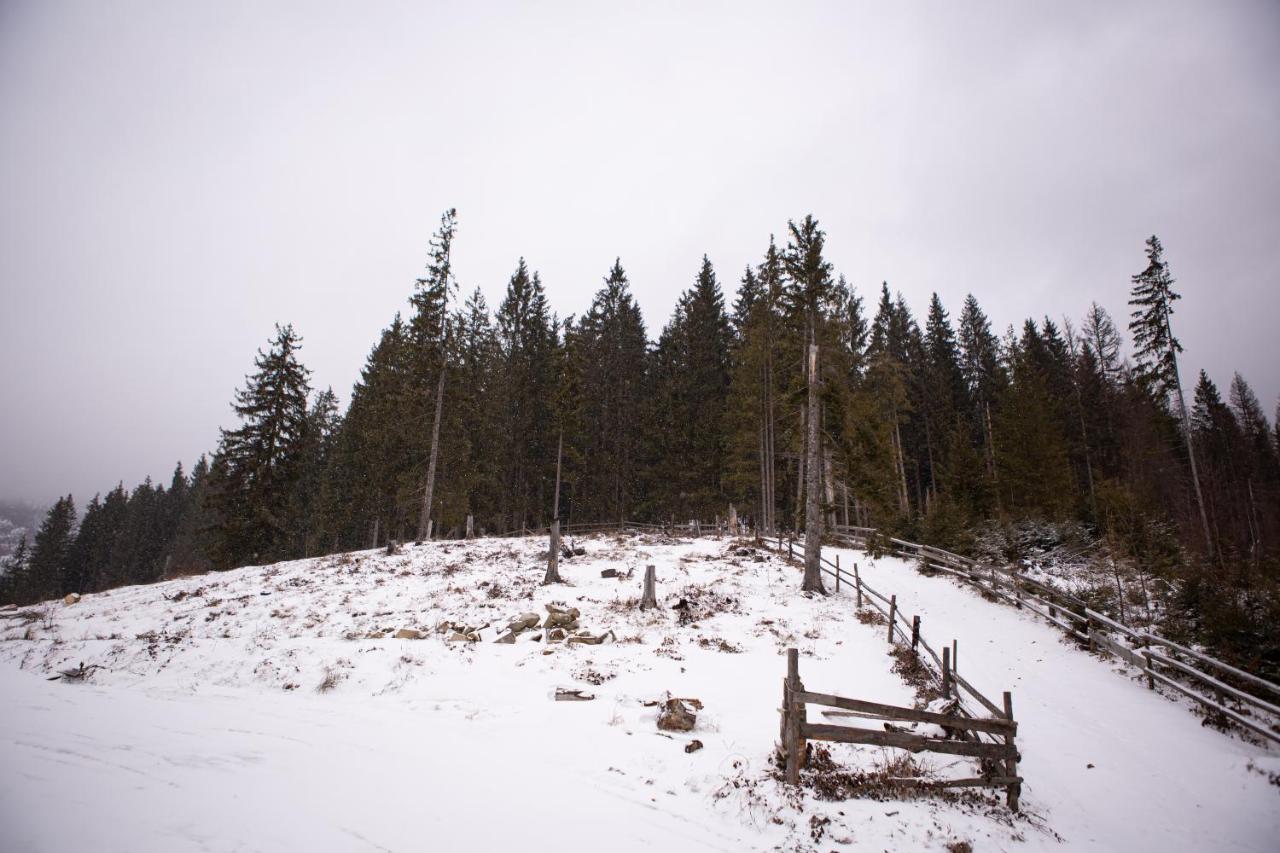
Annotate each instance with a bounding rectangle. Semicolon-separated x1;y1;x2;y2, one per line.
4;212;1277;669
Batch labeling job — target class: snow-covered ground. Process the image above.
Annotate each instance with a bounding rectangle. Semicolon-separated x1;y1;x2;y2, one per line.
1;533;1276;852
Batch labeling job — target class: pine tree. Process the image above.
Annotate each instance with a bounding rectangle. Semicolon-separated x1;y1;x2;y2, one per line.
209;324;313;567
495;260;559;530
24;496;76;603
783;215;833;594
411;209;459;541
1128;235;1212;557
0;536;29;605
566;260;649;522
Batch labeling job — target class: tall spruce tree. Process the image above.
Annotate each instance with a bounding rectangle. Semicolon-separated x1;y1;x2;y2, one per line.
1128;236;1212;557
209;324;312;567
24;496;75;603
783;215;833;594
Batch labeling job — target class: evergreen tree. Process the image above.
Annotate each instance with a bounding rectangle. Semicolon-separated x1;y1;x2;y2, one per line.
566;260;649;522
0;536;29;605
1127;235;1212;556
209;324;313;566
24;496;76;603
494;260;559;530
645;256;732;519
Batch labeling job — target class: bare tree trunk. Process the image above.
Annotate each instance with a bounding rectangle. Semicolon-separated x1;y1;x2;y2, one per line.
823;449;837;528
370;517;380;550
985;401;1002;515
544;431;564;584
1164;303;1213;560
891;415;910;516
803;342;826;594
796;404;806;536
417;357;447;542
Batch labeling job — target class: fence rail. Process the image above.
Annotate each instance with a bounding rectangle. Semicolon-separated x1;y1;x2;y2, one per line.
828;524;1280;747
780;648;1021;810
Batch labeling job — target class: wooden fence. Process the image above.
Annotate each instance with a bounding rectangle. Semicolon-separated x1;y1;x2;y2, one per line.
829;524;1280;747
780;648;1021;809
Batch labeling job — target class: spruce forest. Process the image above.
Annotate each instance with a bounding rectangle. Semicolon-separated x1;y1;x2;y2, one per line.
5;212;1277;674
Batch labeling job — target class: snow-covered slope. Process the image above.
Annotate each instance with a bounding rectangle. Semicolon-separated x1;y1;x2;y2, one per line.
1;533;1275;852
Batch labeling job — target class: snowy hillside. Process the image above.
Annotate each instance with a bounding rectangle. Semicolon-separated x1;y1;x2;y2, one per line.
1;532;1276;852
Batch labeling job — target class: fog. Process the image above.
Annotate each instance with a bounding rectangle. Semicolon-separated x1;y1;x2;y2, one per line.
1;0;1277;503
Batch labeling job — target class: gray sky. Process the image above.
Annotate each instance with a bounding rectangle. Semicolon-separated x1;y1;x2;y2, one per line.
2;0;1278;504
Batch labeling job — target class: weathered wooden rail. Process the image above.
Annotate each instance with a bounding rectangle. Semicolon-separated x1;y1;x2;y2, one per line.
780;648;1021;809
829;524;1280;747
757;532;1018;758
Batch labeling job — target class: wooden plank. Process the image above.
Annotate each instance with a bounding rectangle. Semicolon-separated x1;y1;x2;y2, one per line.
1147;669;1280;745
952;671;1005;718
1092;631;1144;667
801;723;1014;759
1084;608;1144;641
1147;650;1280;718
1144;634;1280;700
885;776;1022;789
793;691;1016;735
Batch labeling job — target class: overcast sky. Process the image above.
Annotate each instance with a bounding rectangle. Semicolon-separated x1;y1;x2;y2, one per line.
1;0;1278;505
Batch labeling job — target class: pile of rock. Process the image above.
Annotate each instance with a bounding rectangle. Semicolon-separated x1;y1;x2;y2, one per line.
435;621;491;642
492;603;615;646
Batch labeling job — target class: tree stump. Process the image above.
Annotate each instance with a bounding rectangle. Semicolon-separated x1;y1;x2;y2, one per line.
640;565;658;610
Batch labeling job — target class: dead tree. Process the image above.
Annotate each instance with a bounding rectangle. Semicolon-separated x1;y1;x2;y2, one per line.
802;342;826;594
544;431;564;584
417;342;447;543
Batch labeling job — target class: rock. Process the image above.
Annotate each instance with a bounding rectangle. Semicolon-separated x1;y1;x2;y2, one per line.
546;627;567;643
600;568;618;578
508;612;541;633
394;628;423;640
657;697;697;732
63;593;80;606
684;739;704;753
543;605;581;630
567;630;616;646
366;630;386;639
447;631;478;642
555;687;595;701
495;630;517;644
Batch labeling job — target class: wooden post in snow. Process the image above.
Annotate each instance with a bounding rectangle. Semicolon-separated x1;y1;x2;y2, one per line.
942;646;952;698
544;431;564;585
854;563;862;609
784;648;803;785
465;514;474;539
911;615;920;651
1003;691;1020;812
640;565;658;610
887;594;897;643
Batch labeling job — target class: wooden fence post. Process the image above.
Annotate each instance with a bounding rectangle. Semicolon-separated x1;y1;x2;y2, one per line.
942;646;952;698
952;639;958;676
1144;651;1154;690
1003;691;1020;812
887;595;897;643
854;563;862;609
911;615;920;652
785;648;802;785
640;565;658;610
